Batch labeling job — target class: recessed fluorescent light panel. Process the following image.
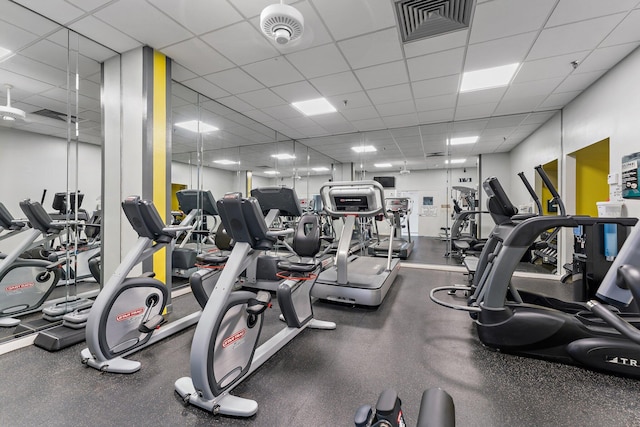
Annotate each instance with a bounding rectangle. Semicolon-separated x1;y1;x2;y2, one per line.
312;167;329;172
264;170;280;175
174;120;219;133
374;163;392;168
0;46;12;62
271;153;296;160
352;145;377;153
449;136;478;145
446;158;466;164
291;98;337;116
460;63;519;92
214;159;239;165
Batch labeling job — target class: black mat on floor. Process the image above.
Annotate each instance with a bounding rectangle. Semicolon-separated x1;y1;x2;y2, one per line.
0;268;638;426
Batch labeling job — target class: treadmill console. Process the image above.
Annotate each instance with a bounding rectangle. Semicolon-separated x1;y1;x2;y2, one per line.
329;187;379;213
385;198;409;213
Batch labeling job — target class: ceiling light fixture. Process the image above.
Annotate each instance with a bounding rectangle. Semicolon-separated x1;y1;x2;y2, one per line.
446;158;466;164
0;84;26;121
264;170;280;175
449;136;478;145
0;47;12;63
460;63;519;92
214;159;240;165
312;166;329;172
175;120;219;133
271;153;296;160
291;97;337;116
352;145;376;153
374;163;392;168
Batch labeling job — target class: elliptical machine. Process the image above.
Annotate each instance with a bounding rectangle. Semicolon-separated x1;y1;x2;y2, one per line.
80;196;195;374
175;193;335;417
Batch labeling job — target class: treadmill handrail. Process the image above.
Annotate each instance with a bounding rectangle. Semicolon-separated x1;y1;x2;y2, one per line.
535;165;566;216
517;172;543;215
319;180;387;218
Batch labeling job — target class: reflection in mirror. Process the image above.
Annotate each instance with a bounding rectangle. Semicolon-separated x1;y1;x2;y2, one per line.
0;5;115;344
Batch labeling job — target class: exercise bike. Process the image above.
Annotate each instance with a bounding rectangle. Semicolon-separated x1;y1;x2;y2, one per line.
80;196;195;374
175;193;335;417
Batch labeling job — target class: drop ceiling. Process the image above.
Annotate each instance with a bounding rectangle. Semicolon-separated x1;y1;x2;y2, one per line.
4;0;640;173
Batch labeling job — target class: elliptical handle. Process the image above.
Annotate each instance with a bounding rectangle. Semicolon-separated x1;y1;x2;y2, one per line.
534;165;566;215
517;172;542;215
587;300;640;345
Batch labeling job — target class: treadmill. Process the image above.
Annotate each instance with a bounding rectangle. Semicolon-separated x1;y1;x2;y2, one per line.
368;197;414;259
314;181;401;306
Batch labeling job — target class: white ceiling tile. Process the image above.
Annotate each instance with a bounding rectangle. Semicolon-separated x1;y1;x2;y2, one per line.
232;0;279;19
338;28;403;69
12;0;85;25
281;115;318;129
513;52;590;84
520;111;558;125
171;62;198;82
327;91;372;110
0;20;40;52
310;72;362;97
0;55;67;87
355;61;408;90
66;0;114;11
411;75;460;98
286;43;350;79
554;70;605;93
415;94;457;112
216;95;254;112
1;1;61;36
494;96;545;115
181;77;230;99
376;100;415;117
162;38;234;75
0;70;53;97
312;0;396;41
94;0;193;48
455;103;498;120
465;32;537;71
237;88;287;108
204;68;264;94
403;30;468;58
351;117;386;131
528;14;628;60
151;0;243;35
200;22;279;66
576;43;639;74
485;114;527;128
69;16;141;53
311;115;357;133
367;84;412;105
262;104;304;120
243;109;278;124
503;77;564;99
546;0;639;27
79;37;118;62
602;9;640;47
539;91;581;108
242;57;305;87
469;0;557;43
407;48;464;81
382;114;419;128
271;81;320;103
296;124;329;137
457;87;507;106
341;106;380;121
17;39;68;72
418;109;455;124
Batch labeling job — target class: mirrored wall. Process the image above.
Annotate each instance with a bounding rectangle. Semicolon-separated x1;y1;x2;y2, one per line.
0;3;116;343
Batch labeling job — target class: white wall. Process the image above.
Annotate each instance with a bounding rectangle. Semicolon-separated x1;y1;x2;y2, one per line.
0;126;101;217
171;162;238;200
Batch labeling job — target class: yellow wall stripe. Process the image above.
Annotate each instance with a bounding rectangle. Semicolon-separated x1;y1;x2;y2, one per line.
152;51;167;284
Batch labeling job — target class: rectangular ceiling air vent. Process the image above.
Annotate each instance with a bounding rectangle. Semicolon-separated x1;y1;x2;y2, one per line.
32;109;80;123
395;0;475;43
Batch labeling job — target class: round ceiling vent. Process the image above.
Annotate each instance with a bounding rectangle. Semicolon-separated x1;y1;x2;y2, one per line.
260;3;304;45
